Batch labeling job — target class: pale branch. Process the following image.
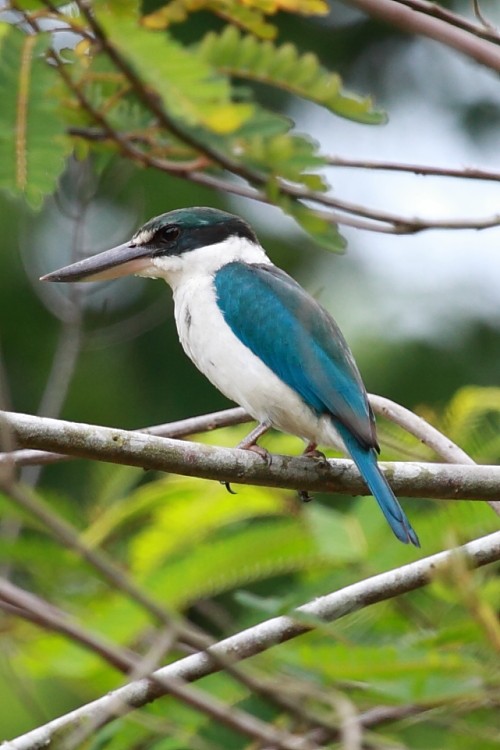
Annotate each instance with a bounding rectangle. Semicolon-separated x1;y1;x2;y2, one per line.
0;574;430;749
4;530;500;750
2;410;500;501
398;0;499;42
370;395;472;464
0;472;346;735
0;581;317;750
0;544;346;748
326;155;500;182
0;406;251;467
0;395;476;470
66;671;318;750
371;395;500;517
344;0;500;71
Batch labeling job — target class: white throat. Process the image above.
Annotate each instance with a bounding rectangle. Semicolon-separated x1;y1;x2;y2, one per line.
137;235;271;290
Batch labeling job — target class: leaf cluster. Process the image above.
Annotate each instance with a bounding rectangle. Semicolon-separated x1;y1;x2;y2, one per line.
0;0;384;249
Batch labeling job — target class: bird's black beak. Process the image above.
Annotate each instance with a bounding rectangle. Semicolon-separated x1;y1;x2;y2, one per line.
40;241;154;283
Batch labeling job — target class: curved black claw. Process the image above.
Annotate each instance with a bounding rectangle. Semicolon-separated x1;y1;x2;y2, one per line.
221;480;237;495
298;489;314;503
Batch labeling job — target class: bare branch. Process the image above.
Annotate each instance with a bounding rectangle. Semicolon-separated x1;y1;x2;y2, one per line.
370;395;472;464
472;0;497;32
0;476;204;651
4;530;500;749
327;155;500;183
0;577;135;674
371;395;500;517
344;0;500;71
399;0;499;41
0;583;317;750
68;126;500;235
2;410;500;501
0;406;250;467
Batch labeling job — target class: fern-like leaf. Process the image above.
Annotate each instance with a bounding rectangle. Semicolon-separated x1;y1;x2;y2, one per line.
144;0;277;39
0;26;70;208
198;25;386;124
96;9;253;133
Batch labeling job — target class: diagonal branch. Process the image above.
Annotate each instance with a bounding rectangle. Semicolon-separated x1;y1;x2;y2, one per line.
0;577;135;674
4;530;500;749
344;0;500;71
398;0;499;43
2;409;500;501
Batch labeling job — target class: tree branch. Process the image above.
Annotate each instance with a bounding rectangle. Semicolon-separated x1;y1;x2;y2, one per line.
0;406;251;467
398;0;500;43
344;0;500;71
370;395;500;517
0;577;135;674
327;155;500;183
68;124;500;235
4;530;500;749
2;410;500;501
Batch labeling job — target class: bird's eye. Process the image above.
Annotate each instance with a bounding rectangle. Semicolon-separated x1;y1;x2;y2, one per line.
159;225;180;244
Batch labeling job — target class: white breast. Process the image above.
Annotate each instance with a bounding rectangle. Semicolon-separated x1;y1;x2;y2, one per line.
171;274;344;449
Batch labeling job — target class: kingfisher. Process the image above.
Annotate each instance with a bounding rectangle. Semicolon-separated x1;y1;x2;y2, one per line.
41;206;419;546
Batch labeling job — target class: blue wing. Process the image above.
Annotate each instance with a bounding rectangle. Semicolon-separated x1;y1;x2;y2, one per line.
214;262;419;547
215;262;376;448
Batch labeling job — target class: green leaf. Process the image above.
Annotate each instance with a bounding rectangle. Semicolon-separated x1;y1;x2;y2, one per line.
96;11;252;133
144;0;277;39
0;26;70;208
198;25;386;124
144;517;333;608
277;195;347;252
443;385;500;462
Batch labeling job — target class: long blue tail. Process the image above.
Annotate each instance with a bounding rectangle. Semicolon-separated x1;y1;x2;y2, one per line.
337;426;420;547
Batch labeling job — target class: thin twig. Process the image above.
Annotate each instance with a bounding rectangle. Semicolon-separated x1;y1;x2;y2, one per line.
0;477;198;641
68;125;500;235
326;155;500;183
370;395;471;464
0;577;135;673
472;0;497;32
345;0;500;71
399;0;499;41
